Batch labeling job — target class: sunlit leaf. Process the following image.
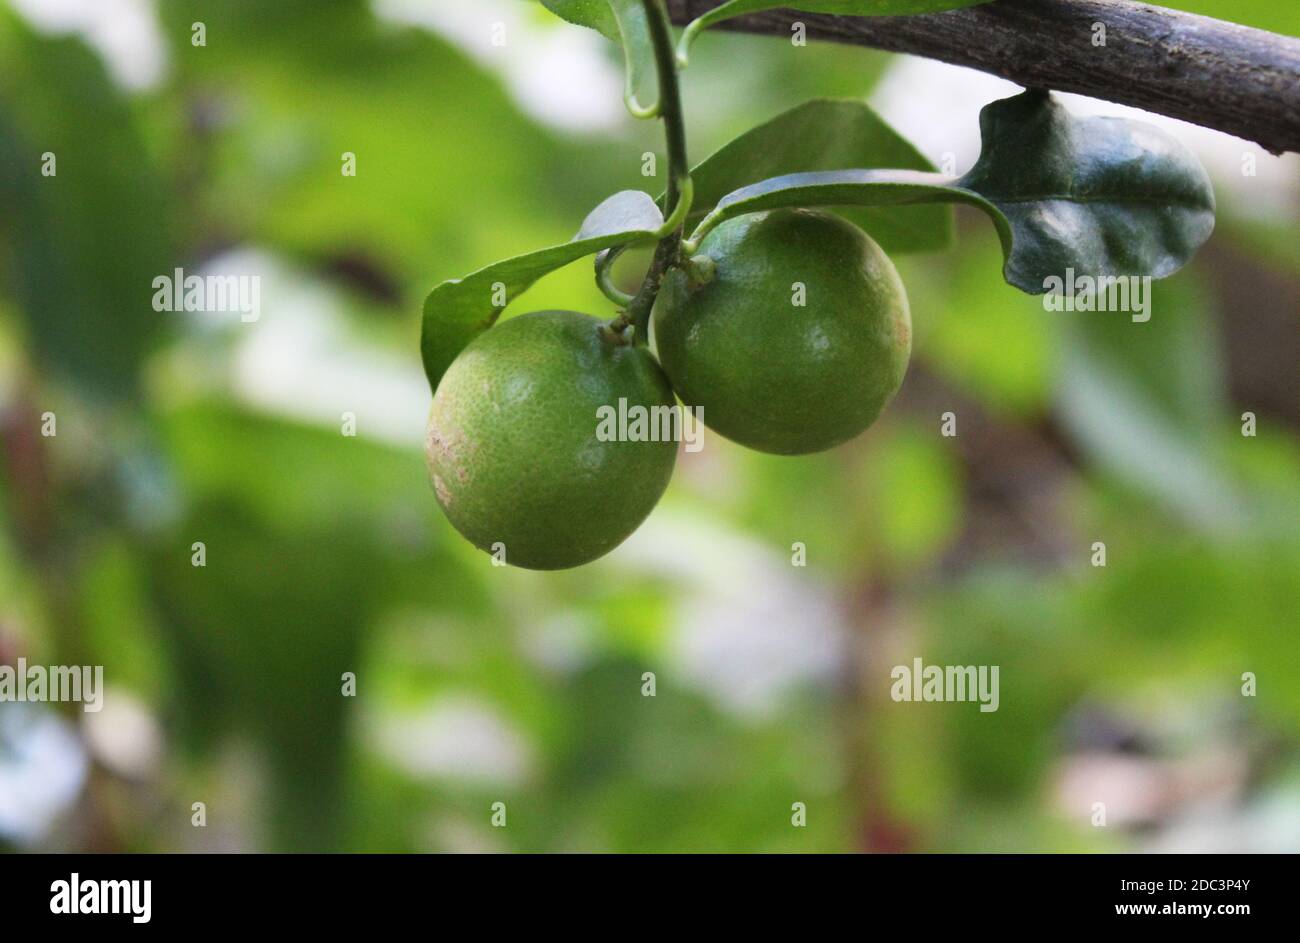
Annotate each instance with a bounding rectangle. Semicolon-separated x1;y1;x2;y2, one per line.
420;190;664;392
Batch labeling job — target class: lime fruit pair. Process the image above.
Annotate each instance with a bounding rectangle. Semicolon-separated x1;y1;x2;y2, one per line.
426;209;910;569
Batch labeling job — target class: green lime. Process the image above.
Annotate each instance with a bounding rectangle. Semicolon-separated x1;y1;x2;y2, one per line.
427;310;677;570
654;208;911;455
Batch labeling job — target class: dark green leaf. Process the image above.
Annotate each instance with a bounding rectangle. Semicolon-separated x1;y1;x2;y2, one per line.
678;1;997;65
957;90;1216;291
420;190;663;393
687;92;1215;293
682;99;953;253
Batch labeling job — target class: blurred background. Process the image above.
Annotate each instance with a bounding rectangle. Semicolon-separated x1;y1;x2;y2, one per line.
0;0;1297;853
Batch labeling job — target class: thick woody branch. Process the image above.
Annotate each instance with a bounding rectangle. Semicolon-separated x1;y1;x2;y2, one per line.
666;0;1300;154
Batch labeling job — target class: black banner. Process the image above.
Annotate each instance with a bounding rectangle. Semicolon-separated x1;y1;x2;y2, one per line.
0;853;1280;929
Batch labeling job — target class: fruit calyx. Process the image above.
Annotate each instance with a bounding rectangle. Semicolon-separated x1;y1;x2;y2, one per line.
680;254;716;292
600;313;635;346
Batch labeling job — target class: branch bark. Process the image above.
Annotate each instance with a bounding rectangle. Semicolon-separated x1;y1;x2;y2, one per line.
666;0;1300;154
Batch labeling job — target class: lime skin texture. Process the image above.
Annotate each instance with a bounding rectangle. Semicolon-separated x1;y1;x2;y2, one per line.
426;309;677;570
654;208;911;455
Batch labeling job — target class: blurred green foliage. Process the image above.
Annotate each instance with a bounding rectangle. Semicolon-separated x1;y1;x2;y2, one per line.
0;0;1297;853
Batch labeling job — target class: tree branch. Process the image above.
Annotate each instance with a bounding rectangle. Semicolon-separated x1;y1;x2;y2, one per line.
666;0;1300;154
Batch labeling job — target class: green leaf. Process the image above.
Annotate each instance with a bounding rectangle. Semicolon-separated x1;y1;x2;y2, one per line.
542;1;656;117
683;99;953;253
684;167;1007;259
686;91;1215;293
540;0;618;35
956;89;1216;291
420;190;664;393
678;1;997;65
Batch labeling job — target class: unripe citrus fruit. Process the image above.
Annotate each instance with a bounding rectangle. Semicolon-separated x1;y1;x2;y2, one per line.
427;310;676;570
654;209;911;455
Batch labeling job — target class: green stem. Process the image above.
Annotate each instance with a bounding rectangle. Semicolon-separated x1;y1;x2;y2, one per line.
595;247;636;307
626;0;691;346
656;176;694;238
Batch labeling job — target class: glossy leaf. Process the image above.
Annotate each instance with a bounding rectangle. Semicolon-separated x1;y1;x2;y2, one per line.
687;91;1215;293
956;89;1216;291
684;168;1006;258
677;1;996;65
420;190;663;393
542;0;656;117
681;99;953;253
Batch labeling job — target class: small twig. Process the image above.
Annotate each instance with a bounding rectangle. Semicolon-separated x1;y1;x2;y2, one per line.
627;0;693;345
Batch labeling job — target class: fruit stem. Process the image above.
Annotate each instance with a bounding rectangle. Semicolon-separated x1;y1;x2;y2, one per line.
595;247;636;307
655;176;694;238
626;0;691;346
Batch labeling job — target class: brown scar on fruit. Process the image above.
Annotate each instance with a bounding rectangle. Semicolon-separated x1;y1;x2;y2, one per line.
427;420;471;485
893;308;911;349
432;472;452;507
